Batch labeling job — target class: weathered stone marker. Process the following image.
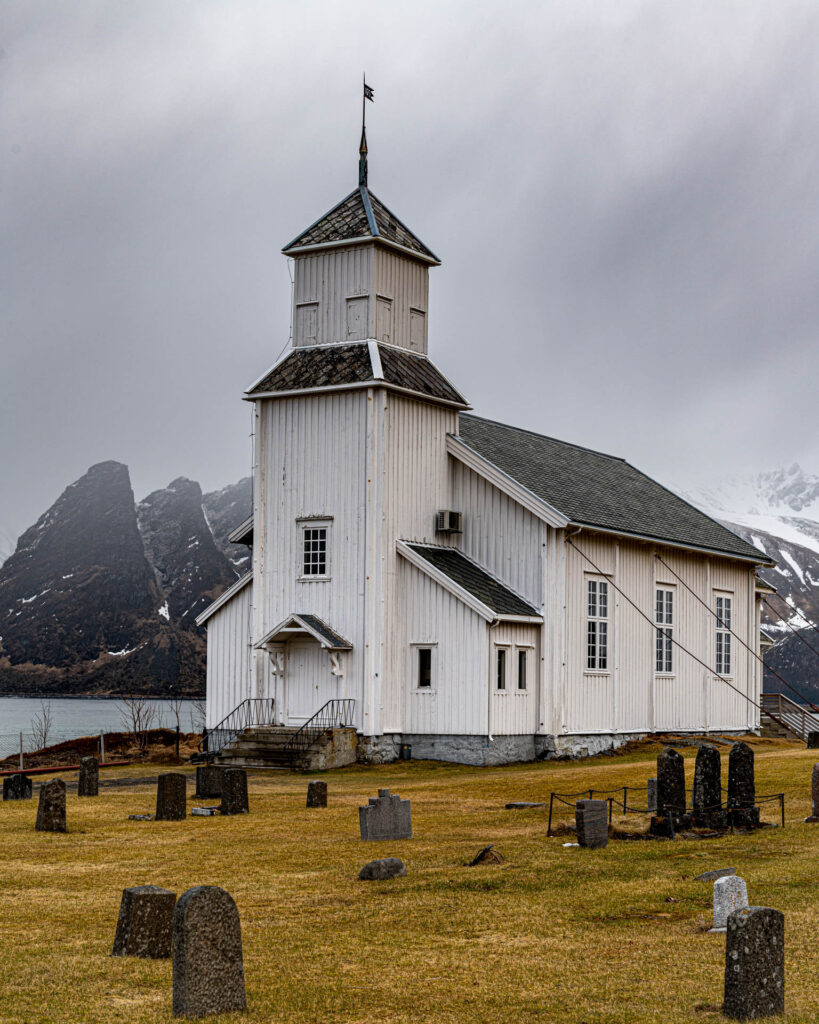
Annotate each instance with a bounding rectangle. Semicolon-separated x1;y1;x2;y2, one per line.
710;875;749;933
36;778;67;832
727;740;759;828
575;799;609;848
172;886;246;1018
359;789;412;841
112;885;176;958
647;778;657;814
359;857;406;880
155;773;187;821
723;907;785;1019
804;763;819;823
220;769;249;816
695;867;735;883
306;780;327;808
807;731;819;749
78;756;99;797
504;801;547;809
692;745;726;829
3;773;32;801
194;765;223;800
650;747;690;835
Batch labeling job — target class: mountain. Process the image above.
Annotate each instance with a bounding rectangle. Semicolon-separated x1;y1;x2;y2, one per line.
202;477;253;571
0;463;249;697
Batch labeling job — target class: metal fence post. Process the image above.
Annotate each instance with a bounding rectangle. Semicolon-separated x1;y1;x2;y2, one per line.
100;733;105;764
547;793;555;837
19;731;23;771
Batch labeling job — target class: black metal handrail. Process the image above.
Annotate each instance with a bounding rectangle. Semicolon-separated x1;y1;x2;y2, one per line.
202;698;277;758
284;698;356;769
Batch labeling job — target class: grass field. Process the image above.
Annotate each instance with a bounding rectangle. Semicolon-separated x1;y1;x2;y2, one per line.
1;737;818;1023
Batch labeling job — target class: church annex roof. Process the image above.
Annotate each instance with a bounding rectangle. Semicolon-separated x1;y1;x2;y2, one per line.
245;342;468;407
282;187;440;264
455;414;773;565
404;544;541;618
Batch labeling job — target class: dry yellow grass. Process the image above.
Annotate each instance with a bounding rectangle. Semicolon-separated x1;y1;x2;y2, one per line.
1;738;818;1023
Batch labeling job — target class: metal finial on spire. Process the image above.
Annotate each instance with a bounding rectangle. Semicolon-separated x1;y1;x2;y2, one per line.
359;75;374;188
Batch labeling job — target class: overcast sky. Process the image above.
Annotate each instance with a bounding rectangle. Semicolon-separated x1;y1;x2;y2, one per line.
2;0;818;557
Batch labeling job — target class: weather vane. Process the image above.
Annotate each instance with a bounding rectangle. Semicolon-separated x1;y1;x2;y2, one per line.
359;75;374;188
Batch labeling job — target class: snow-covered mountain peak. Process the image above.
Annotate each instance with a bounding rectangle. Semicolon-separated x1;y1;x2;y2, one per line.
681;464;819;520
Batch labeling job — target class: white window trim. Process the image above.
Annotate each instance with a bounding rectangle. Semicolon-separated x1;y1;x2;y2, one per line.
298;518;332;581
494;643;510;693
515;645;532;693
586;577;610;672
654;586;675;676
410;642;437;693
715;592;734;677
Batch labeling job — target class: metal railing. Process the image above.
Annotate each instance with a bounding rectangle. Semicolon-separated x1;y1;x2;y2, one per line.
284;699;356;769
760;693;819;741
204;698;276;758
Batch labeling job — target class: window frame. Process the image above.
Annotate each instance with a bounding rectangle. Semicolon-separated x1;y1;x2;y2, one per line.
586;577;610;671
410;642;437;693
495;645;509;691
655;586;674;675
516;646;531;691
298;518;332;581
715;593;733;676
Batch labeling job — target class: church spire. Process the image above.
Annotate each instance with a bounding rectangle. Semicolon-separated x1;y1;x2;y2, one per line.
359;76;374;188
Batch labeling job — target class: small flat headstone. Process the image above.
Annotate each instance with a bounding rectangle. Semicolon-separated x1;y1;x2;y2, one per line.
129;814;153;821
35;778;66;833
191;806;220;817
359;857;406;880
306;780;327;808
112;885;176;958
710;875;749;933
694;867;735;882
3;773;32;801
156;772;187;821
194;765;224;800
220;768;249;816
504;801;547;809
469;845;505;865
575;799;608;849
723;907;785;1019
172;886;246;1017
805;763;819;823
359;789;412;841
78;756;99;797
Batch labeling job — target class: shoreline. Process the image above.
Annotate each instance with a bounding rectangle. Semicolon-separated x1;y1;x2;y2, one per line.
0;693;204;702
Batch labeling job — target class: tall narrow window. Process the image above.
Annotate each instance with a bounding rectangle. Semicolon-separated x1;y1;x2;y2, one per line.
655;588;674;673
716;595;732;675
300;522;330;577
417;648;432;688
517;649;528;690
586;579;609;670
496;648;507;690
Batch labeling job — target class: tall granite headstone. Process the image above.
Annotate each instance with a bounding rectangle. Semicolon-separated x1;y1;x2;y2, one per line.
112;885;177;958
575;799;609;848
650;747;690;835
172;886;246;1018
723;907;785;1019
359;789;412;840
692;745;726;829
194;766;224;800
710;875;749;933
3;773;32;801
78;756;99;797
805;763;819;823
727;741;759;828
220;769;249;816
155;773;187;821
35;778;66;832
306;781;327;808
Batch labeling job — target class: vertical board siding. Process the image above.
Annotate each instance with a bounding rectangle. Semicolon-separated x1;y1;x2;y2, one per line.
373;248;429;352
490;623;540;735
205;581;253;729
293;247;373;346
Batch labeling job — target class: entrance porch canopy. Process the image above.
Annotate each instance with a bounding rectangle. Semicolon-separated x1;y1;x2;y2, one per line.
254;613;352;652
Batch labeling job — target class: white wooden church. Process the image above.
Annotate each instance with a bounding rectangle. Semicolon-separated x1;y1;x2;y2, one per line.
197;120;775;766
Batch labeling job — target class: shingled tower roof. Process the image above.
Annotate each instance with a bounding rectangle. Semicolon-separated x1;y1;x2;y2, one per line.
282;187;440;265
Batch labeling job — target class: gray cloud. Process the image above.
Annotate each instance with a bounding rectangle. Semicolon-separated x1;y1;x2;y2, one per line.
2;0;818;553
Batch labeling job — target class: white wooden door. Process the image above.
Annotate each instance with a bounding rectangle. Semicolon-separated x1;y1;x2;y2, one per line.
286;642;337;724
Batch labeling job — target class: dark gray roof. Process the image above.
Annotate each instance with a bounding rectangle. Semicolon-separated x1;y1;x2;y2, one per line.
246;342;467;406
407;544;540;617
296;614;351;650
457;414;771;563
283;187;439;263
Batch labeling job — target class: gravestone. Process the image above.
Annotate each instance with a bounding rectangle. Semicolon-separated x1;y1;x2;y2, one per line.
194;765;224;800
727;741;759;828
647;778;657;814
155;773;187;821
469;844;505;866
575;799;609;849
172;886;246;1017
807;732;819;749
505;801;547;809
804;763;819;823
359;789;412;841
78;756;99;797
220;769;249;815
692;745;726;829
35;778;66;833
306;781;327;808
710;875;749;933
3;773;32;801
695;867;735;883
112;885;176;958
650;747;690;835
359;858;406;880
723;907;785;1019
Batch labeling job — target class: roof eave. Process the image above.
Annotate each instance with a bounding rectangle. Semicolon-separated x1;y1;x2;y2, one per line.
282;235;441;266
194;572;252;627
569;522;776;567
245;379;470;409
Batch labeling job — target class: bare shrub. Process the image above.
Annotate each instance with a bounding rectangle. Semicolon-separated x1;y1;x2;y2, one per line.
118;696;156;751
191;697;207;733
30;701;53;751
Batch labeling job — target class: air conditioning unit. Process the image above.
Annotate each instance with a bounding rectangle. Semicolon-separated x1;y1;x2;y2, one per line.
436;510;463;534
